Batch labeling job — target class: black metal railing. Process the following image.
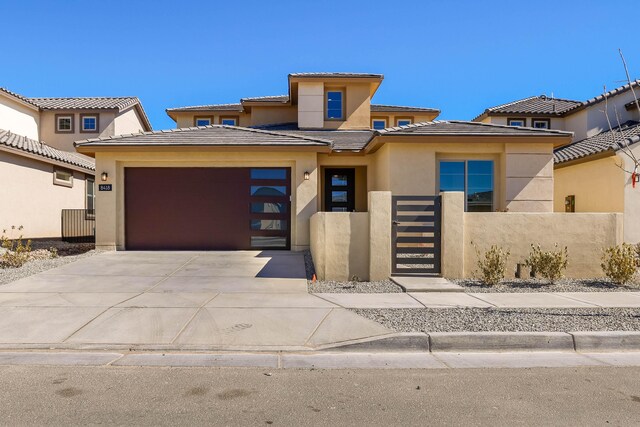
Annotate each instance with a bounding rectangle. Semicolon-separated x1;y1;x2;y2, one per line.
61;209;96;243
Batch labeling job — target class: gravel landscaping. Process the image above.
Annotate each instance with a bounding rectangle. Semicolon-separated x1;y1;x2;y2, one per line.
0;241;100;286
456;278;640;293
353;307;640;332
309;279;402;293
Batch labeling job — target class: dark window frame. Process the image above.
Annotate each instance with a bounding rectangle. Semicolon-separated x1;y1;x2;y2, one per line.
324;168;356;212
531;118;551;129
325;88;346;121
438;159;495;212
55;114;75;133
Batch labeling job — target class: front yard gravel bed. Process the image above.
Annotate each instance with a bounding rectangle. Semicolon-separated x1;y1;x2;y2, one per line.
353;307;640;332
456;278;640;293
0;244;101;286
309;279;402;293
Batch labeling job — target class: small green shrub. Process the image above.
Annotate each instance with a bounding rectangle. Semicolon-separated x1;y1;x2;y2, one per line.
0;226;32;269
473;243;510;286
524;243;568;284
602;244;637;285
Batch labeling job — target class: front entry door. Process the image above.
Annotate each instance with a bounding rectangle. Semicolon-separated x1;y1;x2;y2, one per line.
324;168;355;212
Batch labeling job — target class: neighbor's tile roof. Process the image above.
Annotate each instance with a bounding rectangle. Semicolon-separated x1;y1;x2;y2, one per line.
75;125;333;148
371;104;440;113
0;87;40;108
0;129;95;170
29;96;140;111
250;123;375;151
474;96;581;120
241;95;290;103
377;120;573;137
166;103;244;112
580;80;640;109
554;121;640;163
28;96;152;131
289;72;384;79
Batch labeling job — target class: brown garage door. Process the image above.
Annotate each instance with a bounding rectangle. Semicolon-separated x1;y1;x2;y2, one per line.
125;167;290;250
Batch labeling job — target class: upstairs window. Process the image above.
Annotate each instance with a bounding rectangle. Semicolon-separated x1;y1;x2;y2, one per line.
326;90;344;120
195;117;212;126
86;176;95;212
56;115;74;133
372;119;387;130
507;118;526;127
532;119;550;129
80;114;98;132
396;119;412;126
220;117;237;126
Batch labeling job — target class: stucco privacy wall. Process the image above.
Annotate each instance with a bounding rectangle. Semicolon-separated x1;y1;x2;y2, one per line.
0;150;87;238
310;191;391;281
505;143;554;212
0;94;39;140
94;151;318;250
310;213;369;281
438;192;624;279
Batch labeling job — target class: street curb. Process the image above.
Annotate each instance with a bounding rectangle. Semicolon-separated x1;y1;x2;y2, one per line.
321;333;430;352
570;331;640;352
427;332;574;352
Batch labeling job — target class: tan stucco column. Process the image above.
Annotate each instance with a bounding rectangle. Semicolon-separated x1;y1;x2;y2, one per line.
369;191;392;280
440;191;465;278
95;154;118;250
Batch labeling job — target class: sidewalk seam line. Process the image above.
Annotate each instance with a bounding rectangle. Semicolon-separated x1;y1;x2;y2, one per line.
303;308;334;347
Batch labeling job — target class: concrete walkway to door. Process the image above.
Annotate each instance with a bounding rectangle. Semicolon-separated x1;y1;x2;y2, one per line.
0;251;391;350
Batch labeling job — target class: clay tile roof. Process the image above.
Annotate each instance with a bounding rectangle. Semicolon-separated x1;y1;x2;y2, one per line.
250;123;375;151
377;120;573;137
0;129;95;171
165;103;244;112
554;121;640;163
241;95;290;103
289;72;383;79
473;96;582;120
371;104;440;113
75;125;333;148
0;87;40;108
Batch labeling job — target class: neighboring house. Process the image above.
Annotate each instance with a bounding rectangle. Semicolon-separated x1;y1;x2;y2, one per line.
0;87;152;238
75;72;582;281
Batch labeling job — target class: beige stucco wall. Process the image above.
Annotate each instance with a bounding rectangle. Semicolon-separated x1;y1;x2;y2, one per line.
310;212;369;281
250;106;297;126
622;146;640;243
40;110;116;152
462;211;623;279
114;107;146;135
505;142;554;212
0;150;88;238
94;150;318;251
553;155;624;213
484;116;567;132
297;82;324;129
0;94;39;140
323;83;371;130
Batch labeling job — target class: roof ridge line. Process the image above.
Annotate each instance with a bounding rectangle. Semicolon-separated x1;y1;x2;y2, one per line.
447;119;572;134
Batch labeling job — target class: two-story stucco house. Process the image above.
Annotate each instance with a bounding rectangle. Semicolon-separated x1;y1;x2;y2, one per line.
73;72;595;281
0;87;152;238
474;81;640;242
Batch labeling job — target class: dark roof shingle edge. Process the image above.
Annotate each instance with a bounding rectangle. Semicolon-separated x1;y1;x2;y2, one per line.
0;87;41;109
376;120;574;136
554;121;640;164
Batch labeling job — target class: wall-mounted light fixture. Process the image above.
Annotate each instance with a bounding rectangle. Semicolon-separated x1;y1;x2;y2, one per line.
101;172;108;182
304;171;310;181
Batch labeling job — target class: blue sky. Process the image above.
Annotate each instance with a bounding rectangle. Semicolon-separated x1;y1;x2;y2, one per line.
2;0;639;129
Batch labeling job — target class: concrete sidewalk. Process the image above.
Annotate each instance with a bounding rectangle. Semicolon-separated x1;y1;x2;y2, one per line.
314;291;640;309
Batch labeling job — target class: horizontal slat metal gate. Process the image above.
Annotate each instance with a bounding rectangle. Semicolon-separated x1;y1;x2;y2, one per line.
61;209;96;243
391;196;441;275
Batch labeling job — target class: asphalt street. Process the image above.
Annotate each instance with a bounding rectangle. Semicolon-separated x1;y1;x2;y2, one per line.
0;365;639;425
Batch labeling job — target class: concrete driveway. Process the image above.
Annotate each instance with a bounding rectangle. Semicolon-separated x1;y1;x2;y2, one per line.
0;251;391;350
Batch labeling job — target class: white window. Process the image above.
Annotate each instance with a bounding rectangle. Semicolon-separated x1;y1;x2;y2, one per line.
195;117;211;126
372;119;387;130
81;115;98;132
326;90;344;120
532;119;550;129
53;169;73;187
221;118;237;126
396;119;412;126
56;115;73;132
508;118;526;127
